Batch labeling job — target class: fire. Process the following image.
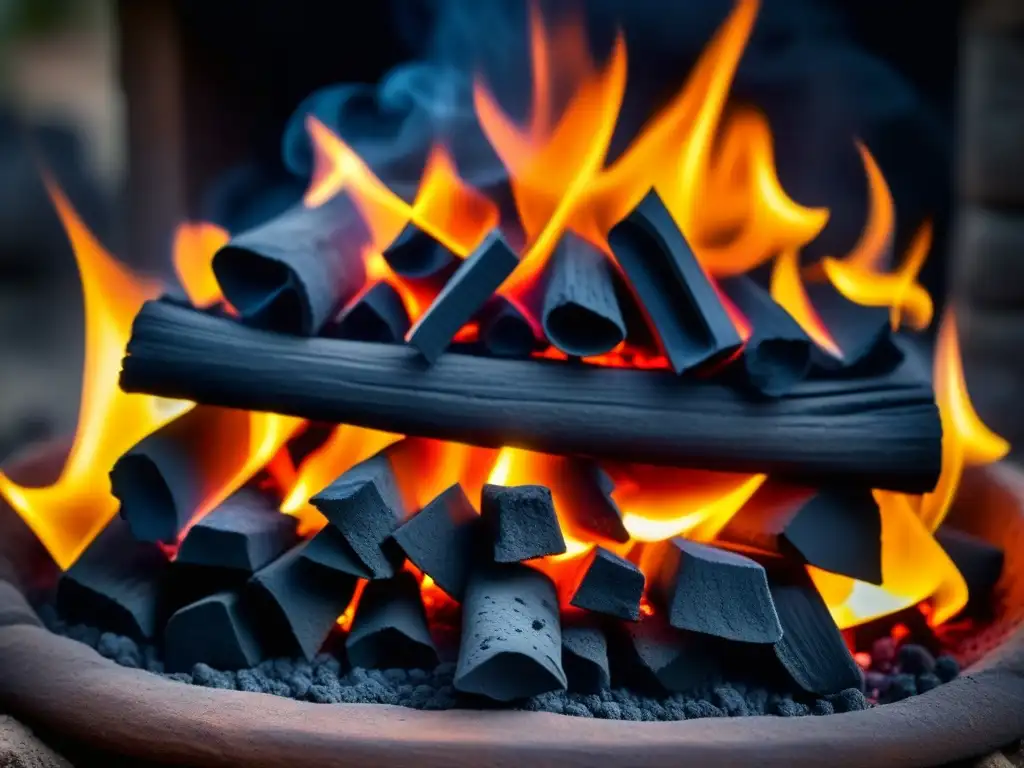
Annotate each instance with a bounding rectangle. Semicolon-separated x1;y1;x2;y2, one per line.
0;180;192;569
172;222;231;308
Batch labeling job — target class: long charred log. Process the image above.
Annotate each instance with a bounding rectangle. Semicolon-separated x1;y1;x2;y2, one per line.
211;197;369;336
122;301;943;492
609;190;743;374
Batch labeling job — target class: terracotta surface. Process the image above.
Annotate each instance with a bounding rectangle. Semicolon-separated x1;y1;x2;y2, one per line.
0;444;1023;767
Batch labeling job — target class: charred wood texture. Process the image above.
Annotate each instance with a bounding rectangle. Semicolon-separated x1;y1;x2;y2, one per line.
720;276;813;397
56;517;167;641
561;623;611;693
936;526;1005;614
542;233;626;357
609;190;743;374
212;197;369;335
383;223;458;283
807;282;903;374
477;296;538;358
408;230;519;363
176;489;299;574
615;616;723;694
391;484;480;601
454;565;567;701
642;538;782;644
310;452;410;579
324;281;410;344
480;484;566;563
556;459;630;544
246;542;359;660
164;591;263;673
568;546;644;621
345;572;439;670
121;301;943;492
769;569;863;696
720;485;883;584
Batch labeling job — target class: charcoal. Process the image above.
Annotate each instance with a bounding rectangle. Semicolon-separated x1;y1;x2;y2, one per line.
176;489;299;574
807;282;903;375
480;484;566;563
881;673;917;703
383;223;458;282
454;564;566;701
391;484;481;601
568;547;644;621
897;644;936;675
299;525;372;579
561;623;611;693
934;655;960;683
615;615;723;694
477;295;538;358
325;281;410;344
164;591;263;673
935;526;1004;613
643;538;782;644
345;572;439;670
557;459;629;544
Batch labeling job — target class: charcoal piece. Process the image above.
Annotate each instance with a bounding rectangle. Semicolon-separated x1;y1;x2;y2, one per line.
807;282;903;374
121;301;944;493
246;542;358;660
719;486;882;584
558;459;630;544
345;572;439;670
164;591;263;673
542;233;625;357
299;526;372;579
454;565;567;701
643;538;782;644
568;547;644;620
211;197;369;335
720;276;813;397
616;616;723;694
477;295;538;358
176;489;299;574
769;570;863;696
325;281;410;344
561;624;611;693
310;452;409;578
608;190;743;374
56;517;167;641
480;484;566;563
391;484;480;601
935;527;1004;612
407;229;519;363
383;222;458;282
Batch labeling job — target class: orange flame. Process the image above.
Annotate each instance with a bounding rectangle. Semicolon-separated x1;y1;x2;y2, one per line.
770;249;843;358
172;221;231;308
0;180;192;568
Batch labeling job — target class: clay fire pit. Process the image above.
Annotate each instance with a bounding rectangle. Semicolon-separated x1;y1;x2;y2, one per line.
0;442;1020;768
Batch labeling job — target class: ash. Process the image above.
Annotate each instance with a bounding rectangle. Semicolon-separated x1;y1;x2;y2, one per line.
39;606;948;720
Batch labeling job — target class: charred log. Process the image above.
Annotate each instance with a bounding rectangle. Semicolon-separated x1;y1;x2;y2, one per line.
121;301;943;492
568;546;644;621
345;572;439;670
480;484;566;563
164;591;263;673
325;281;410;344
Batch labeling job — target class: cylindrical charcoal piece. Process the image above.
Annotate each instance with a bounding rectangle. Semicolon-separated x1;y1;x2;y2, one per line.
325;281;410;344
477;296;538;358
345;572;439;670
454;565;567;702
383;223;458;282
562;623;611;693
164;591;263;673
542;233;626;357
212;196;369;335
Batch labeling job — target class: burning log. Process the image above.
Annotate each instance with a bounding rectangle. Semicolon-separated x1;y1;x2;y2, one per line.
561;622;611;693
807;282;903;374
310;451;410;579
391;484;481;601
211;197;369;336
56;517;167;641
345;572;439;670
719;485;883;584
454;564;567;701
408;230;519;363
299;525;373;579
480;484;566;563
542;233;626;357
324;282;410;344
383;223;457;284
608;190;743;374
615;615;723;694
720;276;813;397
935;526;1004;614
769;568;863;696
642;538;782;644
477;296;538;358
246;542;359;660
121;301;943;492
176;489;299;574
567;546;644;621
110;405;254;545
164;591;264;673
557;459;630;544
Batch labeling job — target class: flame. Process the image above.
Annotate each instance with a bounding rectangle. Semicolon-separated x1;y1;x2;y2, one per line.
0;180;192;569
770;249;843;358
172;221;231;308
